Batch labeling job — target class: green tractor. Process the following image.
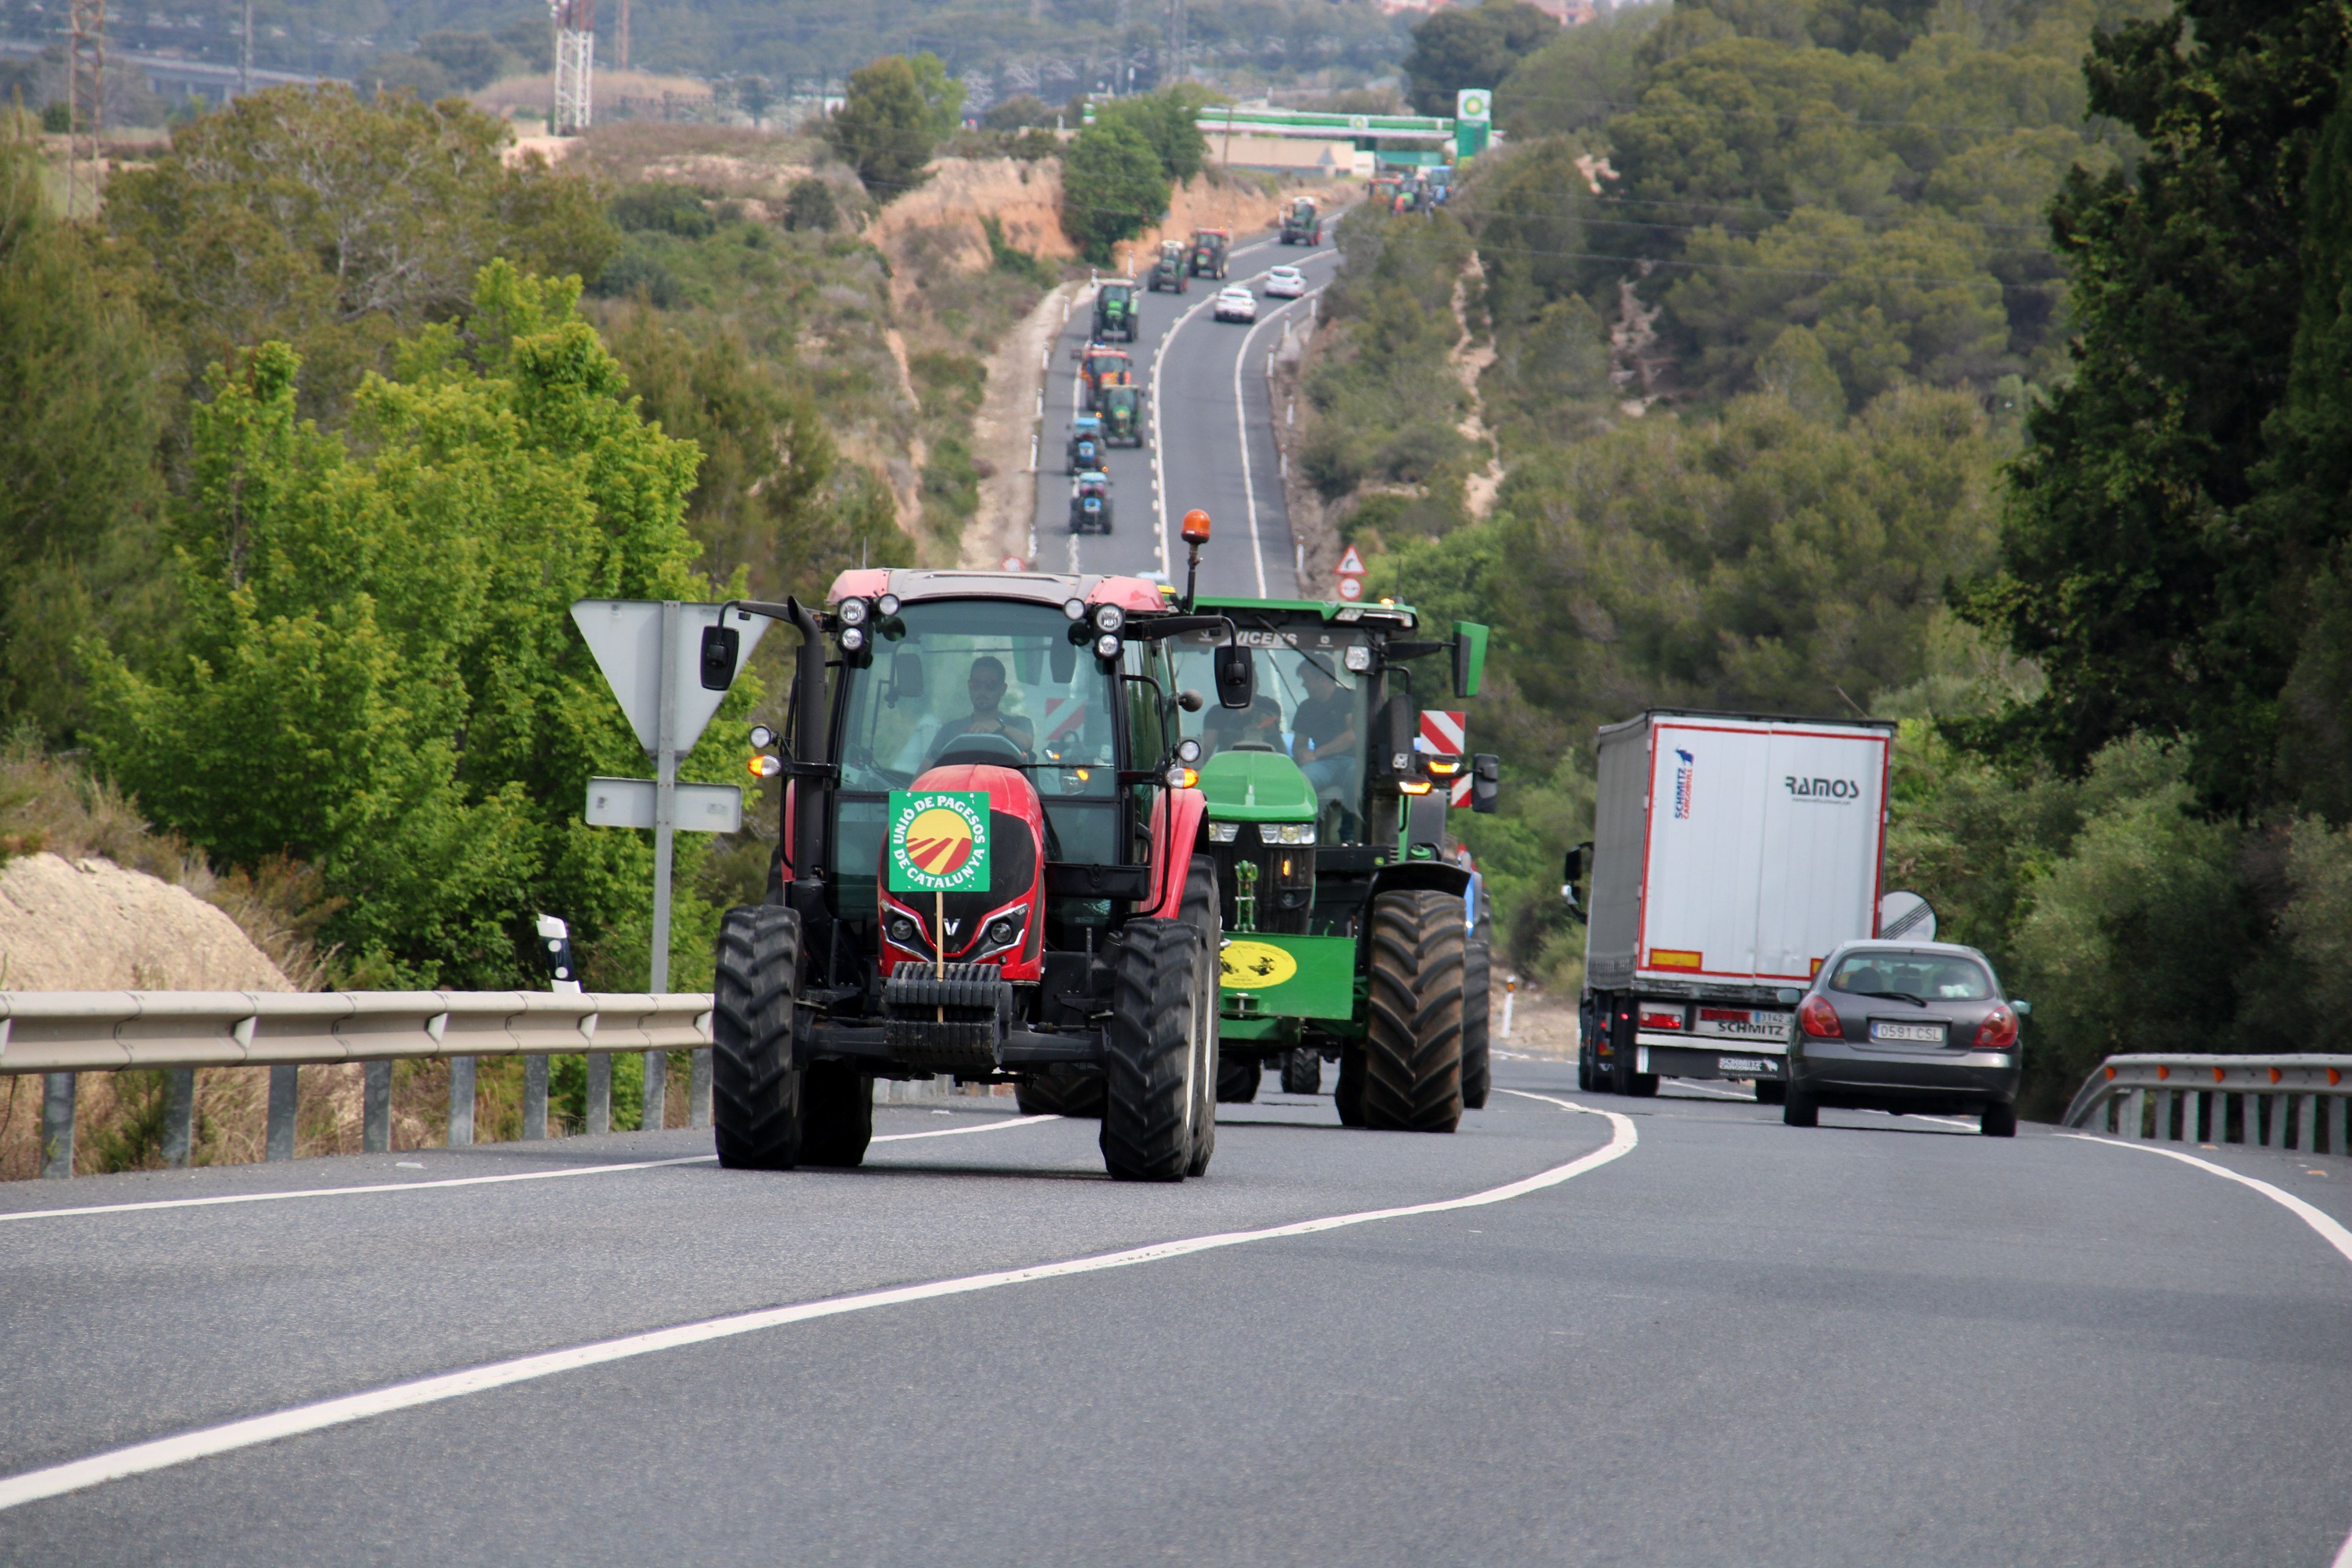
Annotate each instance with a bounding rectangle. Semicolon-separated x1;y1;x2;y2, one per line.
1093;279;1138;342
1165;598;1500;1129
1147;239;1189;294
1279;197;1322;247
1098;383;1147;448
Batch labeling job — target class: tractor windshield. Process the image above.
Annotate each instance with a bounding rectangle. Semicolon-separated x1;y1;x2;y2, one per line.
832;600;1124;911
1170;625;1370;842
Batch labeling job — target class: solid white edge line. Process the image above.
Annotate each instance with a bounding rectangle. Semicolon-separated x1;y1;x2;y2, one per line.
0;1096;1633;1512
2061;1130;2352;1568
1;1114;1061;1223
1227;284;1326;601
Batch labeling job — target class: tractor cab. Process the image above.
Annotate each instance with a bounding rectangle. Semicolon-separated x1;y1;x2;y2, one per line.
705;540;1253;1179
1098;384;1145;447
1079;345;1133;411
1093;280;1137;342
1066;413;1103;472
1149;239;1188;293
1069;470;1113;535
1189;228;1231;279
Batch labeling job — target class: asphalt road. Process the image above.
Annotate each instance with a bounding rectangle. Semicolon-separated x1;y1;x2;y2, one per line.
1032;222;1346;595
8;1059;2352;1565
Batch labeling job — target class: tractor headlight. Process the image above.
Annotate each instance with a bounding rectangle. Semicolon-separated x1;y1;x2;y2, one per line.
876;593;901;617
837;597;869;627
1064;597;1087;621
840;624;867;652
1266;822;1317;845
987;917;1018;948
886;913;922;949
748;724;776;749
978;907;1027;956
1095;633;1121;660
1175;737;1202;764
1092;603;1124;634
1207;820;1240;843
1344;645;1372;673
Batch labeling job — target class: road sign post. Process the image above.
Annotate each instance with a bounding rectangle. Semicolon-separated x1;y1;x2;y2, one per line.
573;598;770;1129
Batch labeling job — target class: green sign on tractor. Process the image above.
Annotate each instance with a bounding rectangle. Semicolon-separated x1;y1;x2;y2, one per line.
886;790;992;895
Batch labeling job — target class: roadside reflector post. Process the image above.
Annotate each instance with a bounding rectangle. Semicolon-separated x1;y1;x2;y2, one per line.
162;1068;196;1168
266;1065;297;1161
448;1055;476;1147
363;1061;391;1153
40;1071;74;1178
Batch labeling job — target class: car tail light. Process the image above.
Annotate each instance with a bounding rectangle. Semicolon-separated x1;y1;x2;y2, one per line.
1799;994;1843;1039
1974;1006;2018;1051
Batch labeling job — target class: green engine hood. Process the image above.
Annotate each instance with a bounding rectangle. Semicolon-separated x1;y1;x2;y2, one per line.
1197;748;1316;821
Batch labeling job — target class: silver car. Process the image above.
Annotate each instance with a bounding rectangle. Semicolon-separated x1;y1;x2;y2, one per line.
1783;940;2027;1136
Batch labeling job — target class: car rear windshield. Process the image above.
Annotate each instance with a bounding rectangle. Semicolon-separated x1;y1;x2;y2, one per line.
1828;952;1994;1001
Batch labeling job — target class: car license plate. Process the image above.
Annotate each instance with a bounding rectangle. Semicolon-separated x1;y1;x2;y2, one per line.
1869;1020;1947;1044
1718;1056;1776;1075
1694;1008;1792;1040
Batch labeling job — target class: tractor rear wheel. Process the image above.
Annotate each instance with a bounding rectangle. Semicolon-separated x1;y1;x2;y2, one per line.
712;905;805;1169
1183;856;1221;1176
1335;1049;1365;1125
1217;1055;1260;1102
1101;919;1205;1181
1281;1048;1322;1095
1016;1070;1106;1118
799;1061;873;1167
1461;932;1493;1110
1362;890;1466;1133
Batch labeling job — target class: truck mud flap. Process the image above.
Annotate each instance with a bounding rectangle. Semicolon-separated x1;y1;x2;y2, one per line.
1637;1043;1785;1080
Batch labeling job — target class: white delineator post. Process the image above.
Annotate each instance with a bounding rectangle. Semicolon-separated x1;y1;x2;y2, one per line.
1501;973;1516;1041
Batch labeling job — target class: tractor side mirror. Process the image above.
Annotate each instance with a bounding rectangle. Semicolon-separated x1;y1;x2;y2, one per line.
1178;688;1206;713
1451;621;1488;700
1214;644;1255;709
1471;753;1500;814
699;623;740;691
889;649;925;705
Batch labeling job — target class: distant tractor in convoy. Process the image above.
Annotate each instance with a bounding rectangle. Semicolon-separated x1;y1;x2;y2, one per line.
1077;344;1133;412
1093;280;1137;342
1279;198;1322;246
1069;470;1113;533
703;525;1252;1179
1189;227;1232;279
1148;239;1189;293
1160;598;1501;1126
1066;415;1104;473
1098;383;1146;447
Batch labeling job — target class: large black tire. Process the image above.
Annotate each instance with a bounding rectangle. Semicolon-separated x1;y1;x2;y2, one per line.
1609;1021;1659;1097
1182;856;1221;1177
1362;890;1465;1133
1101;919;1205;1181
1981;1101;2017;1137
1461;932;1492;1111
1783;1088;1819;1128
1016;1070;1106;1118
799;1060;873;1167
1217;1054;1260;1102
1335;1049;1365;1125
712;906;805;1169
1753;1079;1787;1106
1576;1042;1597;1093
1281;1047;1322;1095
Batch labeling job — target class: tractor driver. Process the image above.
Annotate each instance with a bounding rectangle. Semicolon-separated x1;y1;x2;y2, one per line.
1293;660;1358;807
928;655;1035;763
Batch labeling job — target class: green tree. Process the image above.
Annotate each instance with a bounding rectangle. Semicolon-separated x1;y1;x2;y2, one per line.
906;52;967;141
1059;117;1170;265
1095;85;1217;183
0;128;167;741
413;31;519;91
105;85;617;419
1496;6;1662;138
1402;0;1559;117
828;56;942;199
84;264;750;988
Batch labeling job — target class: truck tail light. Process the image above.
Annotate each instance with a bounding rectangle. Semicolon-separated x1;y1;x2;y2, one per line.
1799;994;1843;1039
1639;1008;1683;1031
1974;1006;2018;1051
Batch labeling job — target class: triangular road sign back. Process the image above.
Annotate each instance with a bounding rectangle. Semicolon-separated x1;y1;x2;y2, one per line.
571;600;769;756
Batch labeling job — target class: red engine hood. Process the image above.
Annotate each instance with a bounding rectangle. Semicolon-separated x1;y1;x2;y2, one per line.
879;763;1047;981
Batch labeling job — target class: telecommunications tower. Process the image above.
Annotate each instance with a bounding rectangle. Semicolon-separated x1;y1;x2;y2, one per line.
65;0;104;217
551;0;595;136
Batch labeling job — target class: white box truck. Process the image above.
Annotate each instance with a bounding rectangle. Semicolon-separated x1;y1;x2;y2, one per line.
1576;710;1895;1099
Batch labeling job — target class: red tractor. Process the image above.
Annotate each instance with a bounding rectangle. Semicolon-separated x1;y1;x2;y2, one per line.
701;513;1252;1180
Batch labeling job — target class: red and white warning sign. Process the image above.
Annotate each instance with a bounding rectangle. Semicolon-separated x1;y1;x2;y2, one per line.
1336;544;1367;575
1417;709;1466;755
1336;575;1364;602
1000;555;1026;572
1450;775;1473;808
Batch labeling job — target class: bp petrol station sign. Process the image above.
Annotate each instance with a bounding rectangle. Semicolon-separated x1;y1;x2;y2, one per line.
1455;89;1491;160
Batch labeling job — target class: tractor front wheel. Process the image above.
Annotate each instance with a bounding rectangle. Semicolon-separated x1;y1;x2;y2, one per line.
1281;1047;1322;1095
1101;919;1206;1181
1362;890;1466;1133
712;906;807;1169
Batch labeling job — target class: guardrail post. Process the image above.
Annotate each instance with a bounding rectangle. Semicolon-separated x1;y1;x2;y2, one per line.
162;1068;197;1167
2122;1087;2144;1140
586;1054;611;1135
40;1072;74;1178
524;1054;548;1139
688;1048;711;1129
363;1061;391;1153
2155;1088;2174;1142
2195;1090;2213;1144
643;1048;667;1130
2334;1093;2348;1159
2298;1093;2316;1152
448;1056;475;1146
266;1065;297;1161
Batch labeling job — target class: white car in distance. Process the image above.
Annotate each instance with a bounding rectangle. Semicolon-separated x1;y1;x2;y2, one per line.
1213;286;1259;323
1262;265;1307;299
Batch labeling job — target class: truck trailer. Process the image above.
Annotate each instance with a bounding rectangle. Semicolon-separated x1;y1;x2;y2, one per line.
1577;710;1894;1100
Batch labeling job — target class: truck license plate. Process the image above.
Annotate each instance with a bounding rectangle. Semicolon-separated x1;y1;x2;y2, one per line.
1695;1009;1792;1040
1870;1020;1947;1044
1718;1057;1774;1075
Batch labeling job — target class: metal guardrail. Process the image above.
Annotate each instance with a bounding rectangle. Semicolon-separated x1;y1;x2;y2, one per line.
2064;1054;2352;1155
3;992;714;1181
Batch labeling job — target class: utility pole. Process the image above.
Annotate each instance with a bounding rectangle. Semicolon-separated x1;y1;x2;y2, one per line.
66;0;103;219
1163;0;1186;85
550;0;595;135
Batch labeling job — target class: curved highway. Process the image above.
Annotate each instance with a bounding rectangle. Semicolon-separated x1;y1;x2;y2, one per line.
8;1063;2352;1564
1034;220;1344;596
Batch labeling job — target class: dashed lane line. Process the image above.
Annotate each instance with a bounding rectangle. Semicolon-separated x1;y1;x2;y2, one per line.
0;1097;1633;1512
0;1115;1062;1225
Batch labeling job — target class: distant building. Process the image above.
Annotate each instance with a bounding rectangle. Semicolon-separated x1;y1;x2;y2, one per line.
1380;0;1598;20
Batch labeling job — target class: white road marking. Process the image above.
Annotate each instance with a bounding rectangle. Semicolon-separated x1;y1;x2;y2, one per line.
0;1116;1059;1224
0;1098;1632;1511
1663;1080;1754;1101
1226;284;1328;600
2061;1131;2352;1568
